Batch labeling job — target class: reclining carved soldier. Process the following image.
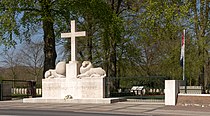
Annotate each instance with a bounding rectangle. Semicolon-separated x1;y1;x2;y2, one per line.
77;61;106;78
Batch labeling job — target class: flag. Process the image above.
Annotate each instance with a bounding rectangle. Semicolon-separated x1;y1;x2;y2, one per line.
180;30;185;67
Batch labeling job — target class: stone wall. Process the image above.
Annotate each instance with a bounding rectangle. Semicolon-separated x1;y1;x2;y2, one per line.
177;94;210;107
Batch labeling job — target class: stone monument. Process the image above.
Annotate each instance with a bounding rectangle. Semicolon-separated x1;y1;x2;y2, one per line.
23;20;123;103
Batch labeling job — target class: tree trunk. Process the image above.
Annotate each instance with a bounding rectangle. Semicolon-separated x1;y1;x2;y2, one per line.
41;1;57;78
110;43;118;89
193;0;209;93
42;20;56;78
108;0;123;90
86;15;93;61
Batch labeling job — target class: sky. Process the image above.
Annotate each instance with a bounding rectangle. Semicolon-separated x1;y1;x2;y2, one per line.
0;33;66;68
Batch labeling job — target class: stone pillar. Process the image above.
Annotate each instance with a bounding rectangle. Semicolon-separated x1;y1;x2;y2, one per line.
165;80;179;106
66;61;81;79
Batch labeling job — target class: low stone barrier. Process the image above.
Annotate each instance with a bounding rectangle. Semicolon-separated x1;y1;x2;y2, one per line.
177;94;210;107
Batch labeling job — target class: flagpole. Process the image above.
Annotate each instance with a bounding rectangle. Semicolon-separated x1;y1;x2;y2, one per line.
183;29;187;93
183;29;185;81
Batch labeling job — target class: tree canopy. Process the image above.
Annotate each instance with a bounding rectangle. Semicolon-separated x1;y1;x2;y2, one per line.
0;0;210;91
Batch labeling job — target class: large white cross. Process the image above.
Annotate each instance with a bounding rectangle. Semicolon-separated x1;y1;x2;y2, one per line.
61;20;86;61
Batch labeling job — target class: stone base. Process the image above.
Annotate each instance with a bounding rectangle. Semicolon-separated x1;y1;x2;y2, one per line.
42;76;105;99
177;94;210;107
23;97;126;104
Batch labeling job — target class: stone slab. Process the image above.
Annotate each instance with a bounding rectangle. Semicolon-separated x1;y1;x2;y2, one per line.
42;77;105;99
165;80;179;106
23;97;126;104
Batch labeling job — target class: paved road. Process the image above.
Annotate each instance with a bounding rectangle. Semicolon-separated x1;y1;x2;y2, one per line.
0;109;140;116
0;100;210;116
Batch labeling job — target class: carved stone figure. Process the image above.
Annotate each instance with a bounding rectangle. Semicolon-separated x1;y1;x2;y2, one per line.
77;61;106;78
44;61;66;78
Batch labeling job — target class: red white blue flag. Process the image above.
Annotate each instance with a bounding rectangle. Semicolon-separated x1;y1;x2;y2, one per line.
180;30;185;67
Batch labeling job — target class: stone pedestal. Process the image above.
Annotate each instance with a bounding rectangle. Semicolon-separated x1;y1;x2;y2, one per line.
42;77;105;99
23;61;124;104
66;61;80;79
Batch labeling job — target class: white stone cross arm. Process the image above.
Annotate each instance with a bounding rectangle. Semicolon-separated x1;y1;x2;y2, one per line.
61;20;86;61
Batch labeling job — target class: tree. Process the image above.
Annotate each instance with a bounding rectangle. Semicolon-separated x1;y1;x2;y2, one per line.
115;0;193;81
0;0;123;82
0;48;20;87
62;0;192;90
18;41;44;82
1;0;209;90
63;0;125;90
0;0;76;78
190;0;210;92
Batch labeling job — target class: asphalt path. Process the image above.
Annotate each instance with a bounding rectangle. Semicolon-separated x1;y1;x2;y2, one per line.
0;109;143;116
1;100;210;116
0;100;164;116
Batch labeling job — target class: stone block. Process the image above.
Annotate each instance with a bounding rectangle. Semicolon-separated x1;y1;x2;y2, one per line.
165;80;179;106
23;97;126;104
66;61;80;80
42;78;66;99
42;77;105;99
